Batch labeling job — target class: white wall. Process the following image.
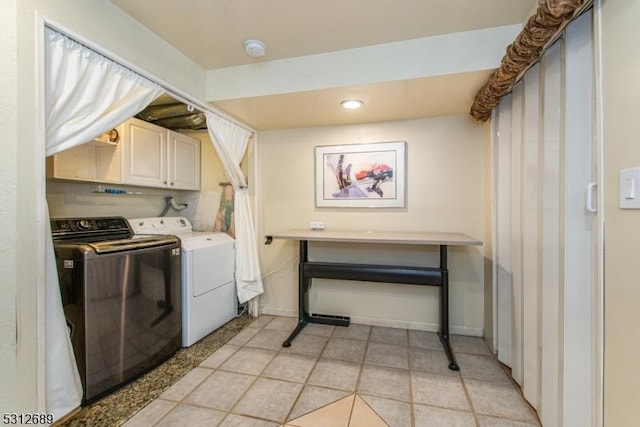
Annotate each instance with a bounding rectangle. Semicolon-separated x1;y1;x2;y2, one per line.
0;0;21;413
258;116;487;333
600;0;640;425
182;131;227;231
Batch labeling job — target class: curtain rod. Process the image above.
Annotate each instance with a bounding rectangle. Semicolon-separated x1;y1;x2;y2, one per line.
43;22;255;135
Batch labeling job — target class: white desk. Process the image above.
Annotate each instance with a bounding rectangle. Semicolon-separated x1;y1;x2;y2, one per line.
265;229;482;371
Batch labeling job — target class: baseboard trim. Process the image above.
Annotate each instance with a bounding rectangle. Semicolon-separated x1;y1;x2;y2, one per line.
259;307;482;337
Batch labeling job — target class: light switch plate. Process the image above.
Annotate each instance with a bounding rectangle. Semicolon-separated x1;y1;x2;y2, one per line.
620;167;640;209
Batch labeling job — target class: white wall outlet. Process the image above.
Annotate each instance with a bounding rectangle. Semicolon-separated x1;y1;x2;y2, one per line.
620;167;640;209
309;221;325;230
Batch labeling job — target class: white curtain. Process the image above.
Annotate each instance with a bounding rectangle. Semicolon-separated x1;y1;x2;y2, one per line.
205;112;264;305
45;28;163;156
44;27;164;418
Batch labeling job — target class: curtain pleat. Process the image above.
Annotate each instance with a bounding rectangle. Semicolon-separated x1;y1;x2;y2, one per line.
45;28;164;156
205;112;264;304
44;27;164;419
469;0;587;122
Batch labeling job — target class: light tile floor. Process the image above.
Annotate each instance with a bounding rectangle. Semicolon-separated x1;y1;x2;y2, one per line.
123;316;541;427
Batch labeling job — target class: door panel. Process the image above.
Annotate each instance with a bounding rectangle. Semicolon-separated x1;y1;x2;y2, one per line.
563;11;596;427
492;10;597;427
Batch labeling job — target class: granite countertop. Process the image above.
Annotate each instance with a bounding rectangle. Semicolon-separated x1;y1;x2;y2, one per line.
56;313;254;427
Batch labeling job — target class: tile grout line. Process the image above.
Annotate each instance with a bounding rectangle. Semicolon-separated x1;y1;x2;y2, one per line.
180;318;270;426
407;328;416;427
229;317;302;425
352;323;372;404
458;370;482;427
212;316;279;425
281;320;332;424
135;318;534;427
144;399;177;427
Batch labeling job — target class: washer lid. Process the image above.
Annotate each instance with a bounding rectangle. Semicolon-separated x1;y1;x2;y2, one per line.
181;233;234;251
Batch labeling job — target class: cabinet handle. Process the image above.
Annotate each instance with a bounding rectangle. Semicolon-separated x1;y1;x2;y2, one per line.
170;182;174;186
163;181;167;184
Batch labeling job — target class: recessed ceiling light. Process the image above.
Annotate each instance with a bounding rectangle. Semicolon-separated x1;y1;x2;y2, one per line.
340;99;364;109
244;39;266;58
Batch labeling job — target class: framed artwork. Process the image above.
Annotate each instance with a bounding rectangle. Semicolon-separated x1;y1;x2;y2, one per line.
315;141;406;208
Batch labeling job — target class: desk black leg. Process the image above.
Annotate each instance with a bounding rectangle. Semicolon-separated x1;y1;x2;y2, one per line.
438;245;459;371
283;240;311;347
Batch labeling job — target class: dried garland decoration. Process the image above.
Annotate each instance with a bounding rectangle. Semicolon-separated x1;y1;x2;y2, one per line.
469;0;586;122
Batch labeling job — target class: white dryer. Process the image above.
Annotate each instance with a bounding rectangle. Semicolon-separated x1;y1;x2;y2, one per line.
130;217;236;347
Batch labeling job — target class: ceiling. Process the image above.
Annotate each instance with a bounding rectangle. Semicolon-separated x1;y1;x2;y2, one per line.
111;0;537;130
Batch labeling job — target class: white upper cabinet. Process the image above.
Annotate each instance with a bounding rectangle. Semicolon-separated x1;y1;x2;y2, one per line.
122;118;200;190
167;130;201;190
122;118;167;187
47;117;201;190
46;125;124;183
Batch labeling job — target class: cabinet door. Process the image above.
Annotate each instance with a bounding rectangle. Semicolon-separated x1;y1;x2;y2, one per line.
167;131;201;190
46;127;123;183
122;118;167;187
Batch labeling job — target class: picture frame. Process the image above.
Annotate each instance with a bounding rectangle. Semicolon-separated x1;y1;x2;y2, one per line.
315;141;406;208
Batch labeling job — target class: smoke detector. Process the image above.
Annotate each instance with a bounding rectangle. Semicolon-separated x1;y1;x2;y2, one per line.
244;39;266;58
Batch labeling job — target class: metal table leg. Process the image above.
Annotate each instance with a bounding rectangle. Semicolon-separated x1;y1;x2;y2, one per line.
438;245;459;371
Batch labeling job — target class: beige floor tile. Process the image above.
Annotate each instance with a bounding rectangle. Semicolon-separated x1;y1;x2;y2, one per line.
322;338;367;363
262;352;317;383
370;326;408;346
250;315;275;329
476;415;540;426
308;358;361;391
155;403;226;426
265;316;299;331
408;330;443;351
349;395;387;427
332;323;371;341
220;413;280;426
413;404;476;427
288;394;354;427
183;370;255;411
281;334;328;357
228;326;261;346
465;379;537;423
121;399;176;427
111;316;543;427
364;342;409;369
300;323;336;337
288;385;352;420
409;347;457;376
451;334;493;356
159;366;213;401
457;353;510;383
199;344;241;369
358;365;411;402
359;394;411;427
245;328;291;351
219;346;277;375
233;378;303;423
411;371;470;411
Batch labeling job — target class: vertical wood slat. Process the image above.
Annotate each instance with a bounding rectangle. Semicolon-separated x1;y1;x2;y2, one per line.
563;10;596;427
495;94;513;367
510;83;525;386
539;40;564;427
522;63;542;409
